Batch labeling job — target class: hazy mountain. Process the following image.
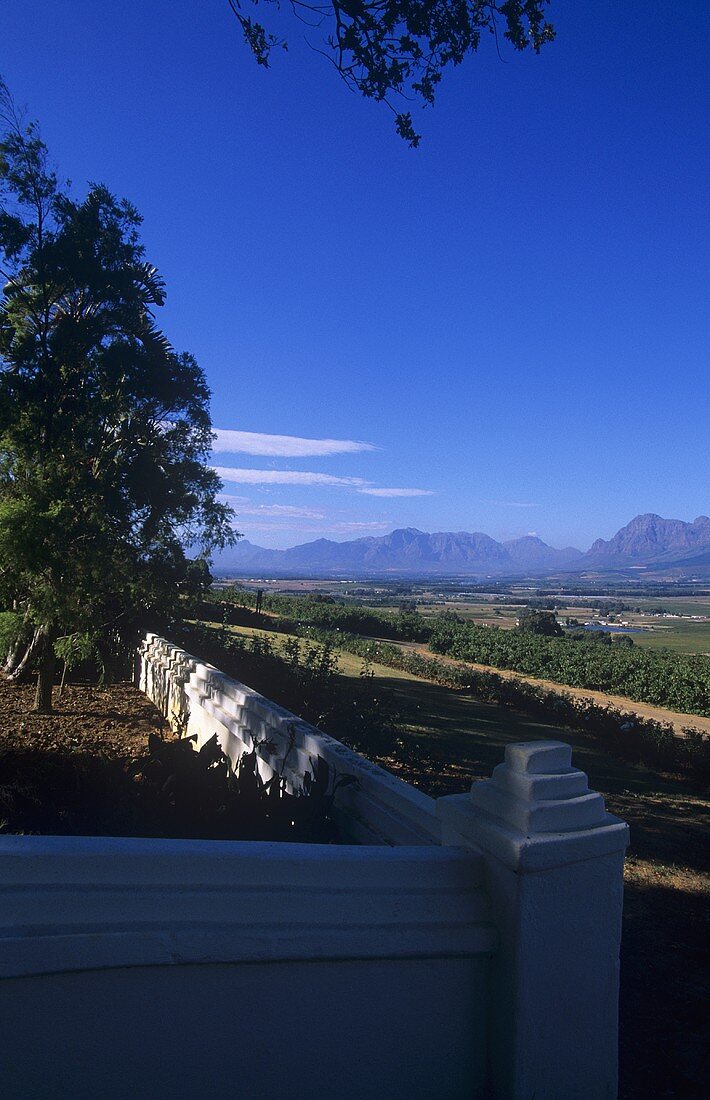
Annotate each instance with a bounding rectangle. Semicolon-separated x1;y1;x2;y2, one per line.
503;536;583;572
581;514;710;569
213;513;710;577
214;527;583;576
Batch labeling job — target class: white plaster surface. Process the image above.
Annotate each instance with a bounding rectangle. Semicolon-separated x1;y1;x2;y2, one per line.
0;835;494;1098
438;738;630;1099
0;836;494;977
0;640;630;1099
138;633;442;845
0;958;489;1100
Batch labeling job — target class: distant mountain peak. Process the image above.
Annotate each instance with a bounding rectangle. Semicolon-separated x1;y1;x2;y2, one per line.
214;525;581;576
212;512;710;578
584;512;710;568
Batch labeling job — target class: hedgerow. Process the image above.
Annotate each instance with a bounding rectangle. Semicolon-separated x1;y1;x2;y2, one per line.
428;618;710;717
297;627;710;780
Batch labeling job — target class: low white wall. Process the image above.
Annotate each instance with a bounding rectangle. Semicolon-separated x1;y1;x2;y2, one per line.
0;635;630;1099
138;631;441;845
0;836;493;1099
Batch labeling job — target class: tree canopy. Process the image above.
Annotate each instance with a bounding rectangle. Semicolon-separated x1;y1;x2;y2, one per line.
0;83;237;709
515;607;563;636
227;0;555;145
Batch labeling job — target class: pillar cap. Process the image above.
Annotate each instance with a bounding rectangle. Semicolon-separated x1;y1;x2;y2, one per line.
437;741;629;871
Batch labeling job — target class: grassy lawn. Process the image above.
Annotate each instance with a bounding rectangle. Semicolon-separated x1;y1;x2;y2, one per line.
630;618;710;654
213;621;426;682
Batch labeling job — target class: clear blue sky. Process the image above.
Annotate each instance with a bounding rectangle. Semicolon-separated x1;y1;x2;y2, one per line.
2;0;708;550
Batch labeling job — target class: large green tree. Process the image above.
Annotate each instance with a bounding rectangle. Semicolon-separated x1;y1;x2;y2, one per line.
0;84;237;711
227;0;555;145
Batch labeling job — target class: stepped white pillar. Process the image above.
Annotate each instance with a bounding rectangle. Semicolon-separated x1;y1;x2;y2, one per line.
437;740;629;1099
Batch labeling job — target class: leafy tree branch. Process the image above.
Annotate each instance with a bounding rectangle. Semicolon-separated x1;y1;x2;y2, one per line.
226;0;555;144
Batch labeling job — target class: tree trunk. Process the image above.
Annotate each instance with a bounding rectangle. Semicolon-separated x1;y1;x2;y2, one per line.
33;625;57;714
58;659;68;698
3;610;32;677
7;625;43;682
4;637;26;676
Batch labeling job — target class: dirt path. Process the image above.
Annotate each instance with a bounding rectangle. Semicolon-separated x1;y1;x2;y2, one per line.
388;639;710;736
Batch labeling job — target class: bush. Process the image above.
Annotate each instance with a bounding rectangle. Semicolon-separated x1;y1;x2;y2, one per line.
303;628;710;781
429;617;710;717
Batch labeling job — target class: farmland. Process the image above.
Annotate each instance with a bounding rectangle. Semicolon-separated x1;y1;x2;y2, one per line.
186;607;709;1098
206;586;710;719
218;578;710;655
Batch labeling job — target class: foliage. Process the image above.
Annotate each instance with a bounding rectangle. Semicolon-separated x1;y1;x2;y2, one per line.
141;729;357;842
202;589;432;641
0;610;21;655
516;607;563;636
189;600;710;778
0;83;236;709
300;627;710;779
203;591;710;718
428;617;710;717
227;0;555;145
54;633;99;672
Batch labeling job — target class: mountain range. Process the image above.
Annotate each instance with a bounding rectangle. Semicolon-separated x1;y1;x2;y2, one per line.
213;513;710;578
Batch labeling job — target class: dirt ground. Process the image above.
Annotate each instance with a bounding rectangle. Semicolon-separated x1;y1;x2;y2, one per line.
0;679;166;757
0;677;707;1097
0;680;168;836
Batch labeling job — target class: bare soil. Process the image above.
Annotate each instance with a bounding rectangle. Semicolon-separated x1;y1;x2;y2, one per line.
0;677;707;1097
0;679;166;758
0;679;168;836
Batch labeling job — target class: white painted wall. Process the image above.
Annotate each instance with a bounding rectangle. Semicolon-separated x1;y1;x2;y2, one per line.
0;837;493;1099
0;636;629;1099
138;632;442;845
438;740;629;1099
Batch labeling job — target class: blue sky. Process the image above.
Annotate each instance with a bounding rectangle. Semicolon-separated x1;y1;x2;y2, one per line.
2;0;708;551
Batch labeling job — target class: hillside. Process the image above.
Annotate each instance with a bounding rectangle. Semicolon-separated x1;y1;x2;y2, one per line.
213;512;710;578
583;514;710;568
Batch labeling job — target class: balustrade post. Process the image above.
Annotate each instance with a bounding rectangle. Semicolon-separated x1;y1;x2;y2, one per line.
437;740;629;1099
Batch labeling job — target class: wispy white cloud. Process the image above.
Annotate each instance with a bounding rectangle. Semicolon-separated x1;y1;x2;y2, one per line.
243;522;321;533
240;518;392;535
484;499;539;508
213;467;368;487
358;487;434;497
237;504;326;519
212;429;377;457
332;521;392;531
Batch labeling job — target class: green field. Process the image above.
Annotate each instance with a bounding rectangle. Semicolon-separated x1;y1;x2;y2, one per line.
223;580;710;655
391;597;710;655
629;618;710;654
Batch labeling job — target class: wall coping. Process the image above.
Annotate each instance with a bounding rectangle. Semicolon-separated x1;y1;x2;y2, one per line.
0;836;495;978
139;634;442;845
